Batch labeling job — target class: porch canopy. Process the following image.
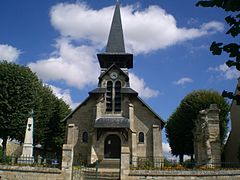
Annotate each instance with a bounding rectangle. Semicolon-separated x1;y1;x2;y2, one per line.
94;117;129;128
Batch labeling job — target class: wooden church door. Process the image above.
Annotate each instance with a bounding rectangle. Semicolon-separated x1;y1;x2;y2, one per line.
104;134;121;158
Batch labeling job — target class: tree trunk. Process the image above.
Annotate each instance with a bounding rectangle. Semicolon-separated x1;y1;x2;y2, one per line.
179;154;184;164
2;136;7;161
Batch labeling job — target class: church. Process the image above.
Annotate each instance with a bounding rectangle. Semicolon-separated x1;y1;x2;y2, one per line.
63;1;165;166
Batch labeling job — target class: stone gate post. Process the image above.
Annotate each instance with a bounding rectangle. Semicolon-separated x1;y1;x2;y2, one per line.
120;146;130;180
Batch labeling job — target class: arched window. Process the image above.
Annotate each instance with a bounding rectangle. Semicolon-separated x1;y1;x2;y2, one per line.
114;81;121;111
138;132;144;143
106;81;113;111
82;132;88;143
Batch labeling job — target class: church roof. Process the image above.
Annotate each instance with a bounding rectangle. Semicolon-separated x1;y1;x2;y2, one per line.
61;97;90;122
94;117;129;128
121;88;138;95
89;88;106;94
62;95;165;128
89;87;138;95
106;0;125;53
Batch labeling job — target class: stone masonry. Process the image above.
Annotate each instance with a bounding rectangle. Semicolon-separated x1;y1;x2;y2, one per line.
193;104;221;167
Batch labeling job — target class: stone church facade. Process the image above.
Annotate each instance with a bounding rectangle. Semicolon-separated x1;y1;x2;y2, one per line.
63;1;165;166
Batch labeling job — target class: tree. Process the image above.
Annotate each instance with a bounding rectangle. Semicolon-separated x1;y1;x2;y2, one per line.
0;61;41;157
196;0;240;104
0;61;70;157
33;85;70;157
165;90;229;162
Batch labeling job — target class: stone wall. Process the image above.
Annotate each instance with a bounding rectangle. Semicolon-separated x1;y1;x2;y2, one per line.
66;97;96;164
2;165;240;180
0;165;64;180
127;170;240;180
132;98;163;158
6;140;22;156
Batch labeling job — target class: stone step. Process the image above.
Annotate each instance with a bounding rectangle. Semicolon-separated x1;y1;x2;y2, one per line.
82;169;120;180
98;159;120;169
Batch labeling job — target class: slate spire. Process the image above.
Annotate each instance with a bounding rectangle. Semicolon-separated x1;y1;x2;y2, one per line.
97;0;133;69
106;0;125;53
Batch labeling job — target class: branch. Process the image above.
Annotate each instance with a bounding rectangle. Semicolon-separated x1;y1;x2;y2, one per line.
196;0;240;12
222;90;240;105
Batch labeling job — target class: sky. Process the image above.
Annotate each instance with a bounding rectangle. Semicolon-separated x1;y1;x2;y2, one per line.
0;0;239;157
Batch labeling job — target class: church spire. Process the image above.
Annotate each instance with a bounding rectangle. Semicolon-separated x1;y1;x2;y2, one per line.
97;0;133;69
106;0;125;53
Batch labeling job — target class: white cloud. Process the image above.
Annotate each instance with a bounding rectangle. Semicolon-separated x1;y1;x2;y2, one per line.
28;39;99;89
162;142;171;155
162;142;179;161
0;44;21;62
48;84;79;109
201;21;224;32
129;73;159;99
173;77;193;85
208;63;240;80
29;2;223;98
29;39;158;98
50;2;224;54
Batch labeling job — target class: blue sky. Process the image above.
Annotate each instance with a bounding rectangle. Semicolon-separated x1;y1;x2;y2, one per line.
0;0;239;156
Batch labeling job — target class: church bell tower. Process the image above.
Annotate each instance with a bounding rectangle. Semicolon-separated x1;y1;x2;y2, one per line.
63;0;165;165
91;0;137;119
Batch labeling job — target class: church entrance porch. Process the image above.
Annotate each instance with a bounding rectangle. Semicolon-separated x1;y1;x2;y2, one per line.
104;134;121;159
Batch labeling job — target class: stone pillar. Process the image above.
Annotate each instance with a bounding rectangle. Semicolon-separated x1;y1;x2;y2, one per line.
62;144;73;180
96;103;101;119
62;124;78;180
120;146;130;180
129;103;138;167
131;132;137;168
207;104;221;167
18;115;34;164
129;103;137;167
152;125;163;168
66;124;78;145
129;103;135;131
90;131;98;164
193;104;221;167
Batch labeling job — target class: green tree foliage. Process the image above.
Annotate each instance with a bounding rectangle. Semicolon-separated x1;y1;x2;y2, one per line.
0;61;71;157
165;90;229;162
34;85;71;157
0;61;41;156
196;0;240;104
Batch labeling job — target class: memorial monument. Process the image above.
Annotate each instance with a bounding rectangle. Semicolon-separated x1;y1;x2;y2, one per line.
18;110;34;164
